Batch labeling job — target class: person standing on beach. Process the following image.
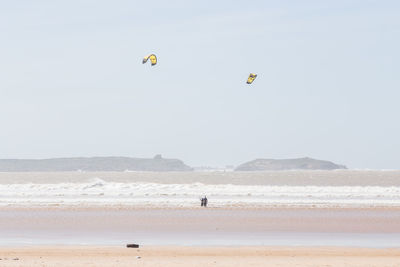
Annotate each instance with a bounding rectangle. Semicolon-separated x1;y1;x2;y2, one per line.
200;196;208;207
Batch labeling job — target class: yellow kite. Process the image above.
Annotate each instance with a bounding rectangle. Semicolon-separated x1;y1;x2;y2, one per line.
142;54;157;66
247;73;257;84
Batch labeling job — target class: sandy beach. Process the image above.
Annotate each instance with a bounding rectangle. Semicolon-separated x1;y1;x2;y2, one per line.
2;171;400;265
1;246;400;267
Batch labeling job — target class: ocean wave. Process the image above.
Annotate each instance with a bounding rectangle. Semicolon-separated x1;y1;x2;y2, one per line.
1;178;400;207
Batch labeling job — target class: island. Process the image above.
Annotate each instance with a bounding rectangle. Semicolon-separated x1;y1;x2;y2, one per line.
0;155;192;172
235;157;347;171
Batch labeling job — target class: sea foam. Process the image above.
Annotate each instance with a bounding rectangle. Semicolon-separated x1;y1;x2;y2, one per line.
1;178;400;207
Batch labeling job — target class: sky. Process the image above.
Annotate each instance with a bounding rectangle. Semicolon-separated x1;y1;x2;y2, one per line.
0;0;399;169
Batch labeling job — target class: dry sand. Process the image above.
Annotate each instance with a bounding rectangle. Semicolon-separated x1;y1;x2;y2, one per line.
0;246;400;267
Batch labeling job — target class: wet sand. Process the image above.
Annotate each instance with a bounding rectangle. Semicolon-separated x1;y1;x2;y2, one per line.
2;207;400;266
1;207;400;246
2;207;400;233
0;246;400;267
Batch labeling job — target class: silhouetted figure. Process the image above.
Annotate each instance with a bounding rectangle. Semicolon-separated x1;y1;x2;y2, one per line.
201;196;208;207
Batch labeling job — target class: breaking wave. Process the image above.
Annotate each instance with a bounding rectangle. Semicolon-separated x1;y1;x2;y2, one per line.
1;178;400;207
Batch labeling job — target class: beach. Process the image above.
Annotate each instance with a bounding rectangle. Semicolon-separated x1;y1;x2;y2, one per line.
1;206;400;266
1;207;400;247
1;246;400;267
1;171;400;266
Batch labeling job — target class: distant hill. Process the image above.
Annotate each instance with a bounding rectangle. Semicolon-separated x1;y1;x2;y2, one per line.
235;157;346;171
0;155;192;172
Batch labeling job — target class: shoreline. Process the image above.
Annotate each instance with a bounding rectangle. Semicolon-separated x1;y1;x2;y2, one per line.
2;245;400;252
0;246;399;267
2;205;400;211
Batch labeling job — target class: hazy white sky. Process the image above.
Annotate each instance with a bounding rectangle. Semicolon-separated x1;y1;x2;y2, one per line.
0;0;399;168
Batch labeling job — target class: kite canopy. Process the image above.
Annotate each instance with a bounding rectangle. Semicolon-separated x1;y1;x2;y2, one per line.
247;73;257;84
142;54;157;66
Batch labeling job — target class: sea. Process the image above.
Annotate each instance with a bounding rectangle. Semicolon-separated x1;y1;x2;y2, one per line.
0;170;400;208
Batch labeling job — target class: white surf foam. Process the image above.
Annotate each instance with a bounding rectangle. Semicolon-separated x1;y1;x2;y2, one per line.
1;178;400;207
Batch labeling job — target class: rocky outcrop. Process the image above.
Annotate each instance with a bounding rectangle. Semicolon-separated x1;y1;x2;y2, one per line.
0;155;192;172
235;157;346;171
